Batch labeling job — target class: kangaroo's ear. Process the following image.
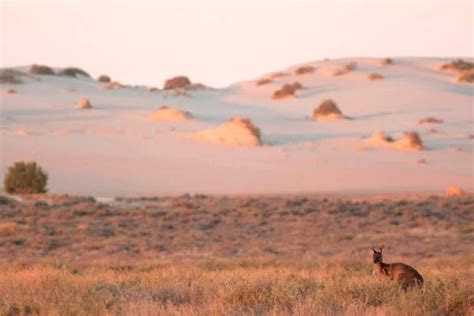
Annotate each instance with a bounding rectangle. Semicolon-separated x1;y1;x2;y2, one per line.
379;245;385;252
371;247;377;253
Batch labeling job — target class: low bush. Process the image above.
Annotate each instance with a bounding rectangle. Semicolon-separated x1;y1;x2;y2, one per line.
98;75;111;83
4;161;48;194
29;65;55;75
163;76;191;90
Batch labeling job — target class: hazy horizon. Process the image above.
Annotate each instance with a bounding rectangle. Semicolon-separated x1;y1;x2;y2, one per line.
1;0;472;87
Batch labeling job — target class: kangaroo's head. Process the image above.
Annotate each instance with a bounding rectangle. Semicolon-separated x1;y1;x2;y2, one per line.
371;246;384;263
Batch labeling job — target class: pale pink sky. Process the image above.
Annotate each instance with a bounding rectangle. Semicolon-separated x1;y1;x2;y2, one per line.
1;0;472;87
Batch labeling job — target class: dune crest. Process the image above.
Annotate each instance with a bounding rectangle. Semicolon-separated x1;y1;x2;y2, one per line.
188;117;262;147
148;106;193;122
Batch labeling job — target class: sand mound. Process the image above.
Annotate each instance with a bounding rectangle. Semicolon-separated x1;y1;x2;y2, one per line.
418;117;443;124
76;98;92;109
313;99;344;121
446;186;465;196
365;131;424;151
98;75;111;83
368;73;383;81
164;76;191;90
148;106;193;122
189;117;262;147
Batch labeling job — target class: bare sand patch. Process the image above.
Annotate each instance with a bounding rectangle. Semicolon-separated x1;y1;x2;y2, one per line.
188;117;262;147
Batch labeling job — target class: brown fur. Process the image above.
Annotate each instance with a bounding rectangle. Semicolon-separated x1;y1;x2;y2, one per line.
371;246;423;290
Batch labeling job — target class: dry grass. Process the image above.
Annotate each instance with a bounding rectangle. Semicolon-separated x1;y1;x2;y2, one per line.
294;65;315;75
256;78;273;86
97;75;111;83
313;99;343;120
29;65;55;75
456;69;474;83
0;194;472;314
380;58;393;66
0;69;24;84
59;67;90;78
419;117;444;125
270;72;289;78
333;62;357;76
0;259;471;315
441;59;474;73
272;82;303;100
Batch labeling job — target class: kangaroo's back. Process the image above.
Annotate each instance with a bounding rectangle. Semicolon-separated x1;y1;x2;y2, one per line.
386;262;424;289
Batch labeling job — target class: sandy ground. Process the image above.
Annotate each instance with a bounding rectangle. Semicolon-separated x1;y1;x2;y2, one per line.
0;58;473;196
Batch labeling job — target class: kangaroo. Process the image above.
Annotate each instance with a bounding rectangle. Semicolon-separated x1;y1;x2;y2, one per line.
371;246;423;290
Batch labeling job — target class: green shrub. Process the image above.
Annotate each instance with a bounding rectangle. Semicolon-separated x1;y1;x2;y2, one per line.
4;161;48;194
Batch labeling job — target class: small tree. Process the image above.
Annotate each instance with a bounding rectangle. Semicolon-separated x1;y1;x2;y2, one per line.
4;161;48;194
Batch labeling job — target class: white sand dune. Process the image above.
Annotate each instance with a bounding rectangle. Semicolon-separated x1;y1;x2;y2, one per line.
0;57;472;196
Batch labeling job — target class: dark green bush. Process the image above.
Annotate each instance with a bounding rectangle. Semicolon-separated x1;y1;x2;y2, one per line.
4;161;48;194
